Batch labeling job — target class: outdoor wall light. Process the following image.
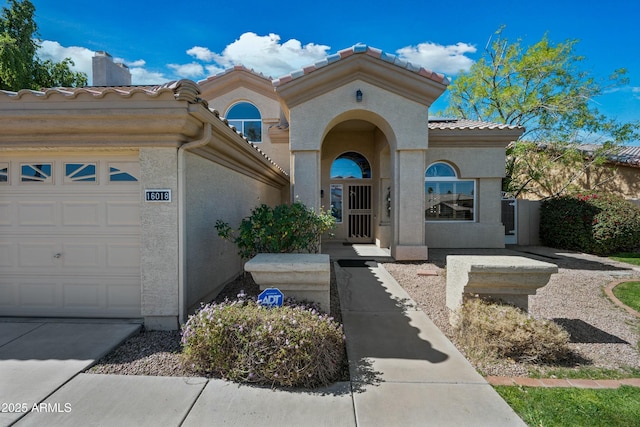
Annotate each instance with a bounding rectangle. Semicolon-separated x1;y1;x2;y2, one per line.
356;89;363;102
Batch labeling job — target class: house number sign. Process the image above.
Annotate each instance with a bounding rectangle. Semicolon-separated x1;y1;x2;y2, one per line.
145;189;172;202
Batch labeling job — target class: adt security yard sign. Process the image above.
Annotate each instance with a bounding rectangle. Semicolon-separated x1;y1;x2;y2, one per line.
258;288;284;308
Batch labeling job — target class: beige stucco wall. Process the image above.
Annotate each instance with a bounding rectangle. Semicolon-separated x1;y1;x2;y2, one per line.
425;147;506;178
424;148;506;248
520;162;640;201
140;148;180;328
288;80;431;258
205;86;291;174
289;80;426;154
183;151;283;312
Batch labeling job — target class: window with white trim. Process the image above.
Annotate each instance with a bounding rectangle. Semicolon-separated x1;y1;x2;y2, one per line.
425;162;475;221
226;102;262;143
65;163;97;183
0;162;8;183
108;162;139;182
21;163;52;183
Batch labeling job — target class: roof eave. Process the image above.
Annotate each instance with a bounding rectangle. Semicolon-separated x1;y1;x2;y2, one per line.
429;127;525;148
275;54;448;109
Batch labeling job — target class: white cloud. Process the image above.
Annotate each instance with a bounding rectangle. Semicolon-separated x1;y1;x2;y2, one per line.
37;40;94;79
185;32;331;78
633;87;640;100
125;59;147;68
168;62;205;78
187;46;215;62
396;42;477;76
204;64;225;76
129;67;166;85
184;34;474;80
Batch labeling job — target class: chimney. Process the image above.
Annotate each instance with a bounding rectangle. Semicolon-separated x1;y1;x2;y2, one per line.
92;51;132;86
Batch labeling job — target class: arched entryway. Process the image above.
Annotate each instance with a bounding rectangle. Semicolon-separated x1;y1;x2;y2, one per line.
321;119;391;247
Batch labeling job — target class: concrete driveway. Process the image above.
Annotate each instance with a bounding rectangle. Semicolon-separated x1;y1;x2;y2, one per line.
0;320;140;426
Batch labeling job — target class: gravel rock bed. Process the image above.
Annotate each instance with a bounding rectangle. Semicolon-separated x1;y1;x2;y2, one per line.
89;269;345;377
384;248;640;377
89;248;640;379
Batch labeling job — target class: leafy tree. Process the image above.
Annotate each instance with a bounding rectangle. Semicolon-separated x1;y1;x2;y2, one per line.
445;27;639;198
0;0;86;91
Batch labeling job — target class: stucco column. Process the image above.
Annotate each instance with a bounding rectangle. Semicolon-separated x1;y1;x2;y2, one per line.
291;150;321;211
140;148;180;330
392;148;428;260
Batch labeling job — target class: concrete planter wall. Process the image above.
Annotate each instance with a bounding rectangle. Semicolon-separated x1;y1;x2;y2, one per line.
244;253;331;313
446;255;558;319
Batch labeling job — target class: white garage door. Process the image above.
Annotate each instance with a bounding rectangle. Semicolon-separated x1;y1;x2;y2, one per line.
0;152;141;318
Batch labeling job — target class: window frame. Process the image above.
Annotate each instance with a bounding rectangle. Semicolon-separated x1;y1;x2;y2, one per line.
330;152;372;180
225;101;263;143
425;162;476;222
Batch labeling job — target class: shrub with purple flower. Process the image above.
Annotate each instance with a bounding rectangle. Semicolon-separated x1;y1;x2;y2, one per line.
181;298;345;388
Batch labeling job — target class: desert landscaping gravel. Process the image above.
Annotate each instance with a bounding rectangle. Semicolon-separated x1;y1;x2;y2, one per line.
89;247;640;379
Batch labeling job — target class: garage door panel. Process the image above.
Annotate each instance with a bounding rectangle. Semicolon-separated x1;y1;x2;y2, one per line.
61;243;101;268
62;283;101;310
0;201;11;225
106;202;140;226
107;283;142;311
0;280;17;307
62;202;101;226
0;242;13;267
107;243;140;269
0;275;140;317
18;242;58;268
0;154;142;318
19;281;59;309
17;201;57;226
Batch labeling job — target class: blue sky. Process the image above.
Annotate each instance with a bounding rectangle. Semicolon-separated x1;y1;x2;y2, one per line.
3;0;639;144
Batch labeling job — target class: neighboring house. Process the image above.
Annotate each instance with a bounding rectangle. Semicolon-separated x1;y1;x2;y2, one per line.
0;44;523;329
574;145;640;204
515;143;640;202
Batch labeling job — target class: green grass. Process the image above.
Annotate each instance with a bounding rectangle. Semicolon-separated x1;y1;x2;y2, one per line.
528;366;640;380
495;385;640;426
610;252;640;267
612;281;640;313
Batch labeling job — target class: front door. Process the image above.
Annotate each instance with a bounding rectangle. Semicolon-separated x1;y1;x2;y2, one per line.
347;184;372;242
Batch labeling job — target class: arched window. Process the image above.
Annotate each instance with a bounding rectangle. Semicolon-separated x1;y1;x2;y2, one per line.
330;152;371;179
425;162;475;221
226;102;262;143
329;152;371;223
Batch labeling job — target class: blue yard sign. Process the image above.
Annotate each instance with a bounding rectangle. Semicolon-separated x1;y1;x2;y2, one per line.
258;288;284;308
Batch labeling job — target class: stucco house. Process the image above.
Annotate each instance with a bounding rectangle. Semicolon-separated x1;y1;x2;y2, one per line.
0;44;523;329
517;144;640;203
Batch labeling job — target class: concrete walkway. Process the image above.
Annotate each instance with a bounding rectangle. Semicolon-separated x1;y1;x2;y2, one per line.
3;244;525;426
0;320;141;426
334;257;525;426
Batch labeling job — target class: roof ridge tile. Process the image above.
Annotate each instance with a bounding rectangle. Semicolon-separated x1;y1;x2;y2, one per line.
273;43;449;87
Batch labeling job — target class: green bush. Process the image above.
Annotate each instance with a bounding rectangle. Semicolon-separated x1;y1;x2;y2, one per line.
215;202;335;259
181;299;345;388
540;193;640;255
454;299;571;364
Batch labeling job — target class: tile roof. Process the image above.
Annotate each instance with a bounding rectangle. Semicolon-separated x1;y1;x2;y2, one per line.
0;80;202;103
272;44;449;87
578;144;640;167
198;65;273;85
428;118;524;131
0;80;286;174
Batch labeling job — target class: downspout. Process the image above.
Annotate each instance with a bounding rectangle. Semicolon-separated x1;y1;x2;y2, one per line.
177;123;213;325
